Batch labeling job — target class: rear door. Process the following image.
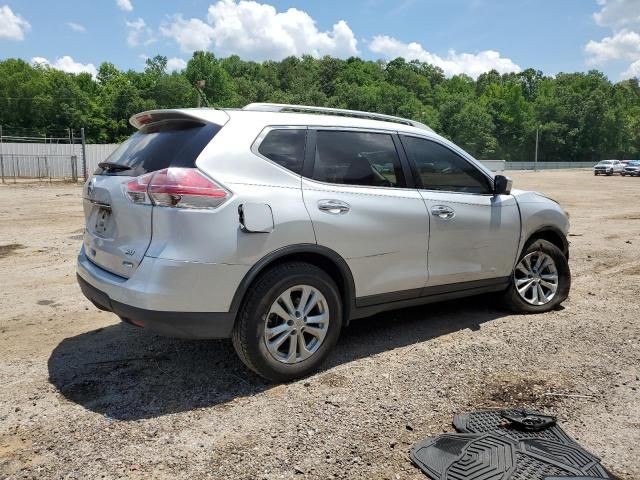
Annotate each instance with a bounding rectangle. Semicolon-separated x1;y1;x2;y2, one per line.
400;134;520;287
301;129;429;303
83;114;222;278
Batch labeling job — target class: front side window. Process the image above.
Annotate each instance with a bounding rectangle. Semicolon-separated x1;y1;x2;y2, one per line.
313;131;405;188
401;136;491;194
258;129;307;174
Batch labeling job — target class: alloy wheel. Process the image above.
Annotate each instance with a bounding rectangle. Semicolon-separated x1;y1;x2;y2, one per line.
264;285;330;364
514;251;559;306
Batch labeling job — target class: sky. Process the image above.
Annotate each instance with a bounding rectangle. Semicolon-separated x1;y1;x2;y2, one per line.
1;0;639;81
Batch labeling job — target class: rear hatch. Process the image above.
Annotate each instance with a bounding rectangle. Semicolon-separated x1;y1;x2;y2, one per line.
83;111;224;278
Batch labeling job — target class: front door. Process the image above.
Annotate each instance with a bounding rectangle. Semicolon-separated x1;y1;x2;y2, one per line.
400;135;520;286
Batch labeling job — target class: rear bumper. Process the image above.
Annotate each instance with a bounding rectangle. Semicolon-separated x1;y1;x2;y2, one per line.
77;274;236;339
76;247;249;339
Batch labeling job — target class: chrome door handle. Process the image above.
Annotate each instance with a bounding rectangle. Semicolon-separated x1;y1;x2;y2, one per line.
431;205;455;219
318;199;350;214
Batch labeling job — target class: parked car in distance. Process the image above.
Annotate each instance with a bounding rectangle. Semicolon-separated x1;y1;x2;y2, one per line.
594;160;624;176
77;103;572;381
621;160;640;177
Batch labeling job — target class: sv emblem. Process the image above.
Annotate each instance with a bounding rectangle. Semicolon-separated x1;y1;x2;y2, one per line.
119;246;136;256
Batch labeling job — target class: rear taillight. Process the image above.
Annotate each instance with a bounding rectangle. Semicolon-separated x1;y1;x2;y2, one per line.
125;172;154;204
125;168;230;209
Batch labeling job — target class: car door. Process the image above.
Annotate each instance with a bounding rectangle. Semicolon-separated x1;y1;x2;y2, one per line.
400;134;520;287
301;129;430;303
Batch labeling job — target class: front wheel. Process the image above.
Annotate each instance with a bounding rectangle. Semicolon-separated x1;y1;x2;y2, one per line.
502;239;571;313
232;262;342;382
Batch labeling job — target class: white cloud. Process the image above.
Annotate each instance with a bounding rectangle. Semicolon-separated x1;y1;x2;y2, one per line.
31;56;98;78
116;0;133;12
0;5;31;41
368;35;521;78
166;57;187;72
586;1;640;78
160;0;358;60
126;17;155;47
585;29;640;63
593;0;640;29
622;58;640;78
66;21;86;33
160;15;215;52
31;56;49;66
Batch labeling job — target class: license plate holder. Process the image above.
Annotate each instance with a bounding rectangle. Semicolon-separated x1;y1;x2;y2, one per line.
95;207;111;234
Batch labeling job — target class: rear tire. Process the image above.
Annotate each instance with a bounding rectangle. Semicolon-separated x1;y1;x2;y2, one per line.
232;262;342;382
502;239;570;313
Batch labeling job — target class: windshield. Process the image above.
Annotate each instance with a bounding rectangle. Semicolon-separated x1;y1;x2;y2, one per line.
627;161;640;166
598;160;614;165
95;119;221;176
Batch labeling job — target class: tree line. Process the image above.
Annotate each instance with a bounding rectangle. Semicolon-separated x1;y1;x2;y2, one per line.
1;52;639;162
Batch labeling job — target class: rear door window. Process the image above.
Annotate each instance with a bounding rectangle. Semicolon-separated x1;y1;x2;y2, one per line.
257;129;306;174
312;130;406;188
95;119;220;176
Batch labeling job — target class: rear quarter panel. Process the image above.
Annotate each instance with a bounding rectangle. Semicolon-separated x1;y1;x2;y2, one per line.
146;115;316;265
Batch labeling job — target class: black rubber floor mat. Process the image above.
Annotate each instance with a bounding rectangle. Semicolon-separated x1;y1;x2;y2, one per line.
453;409;575;443
410;433;613;480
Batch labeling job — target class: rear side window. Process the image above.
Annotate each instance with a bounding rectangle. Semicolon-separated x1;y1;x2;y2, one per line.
313;131;405;188
401;136;491;194
257;129;306;174
96;119;220;176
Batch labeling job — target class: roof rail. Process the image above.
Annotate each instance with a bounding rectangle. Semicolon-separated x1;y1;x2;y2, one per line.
242;103;433;132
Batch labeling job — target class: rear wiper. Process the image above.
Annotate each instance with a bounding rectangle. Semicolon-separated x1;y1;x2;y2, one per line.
98;162;131;172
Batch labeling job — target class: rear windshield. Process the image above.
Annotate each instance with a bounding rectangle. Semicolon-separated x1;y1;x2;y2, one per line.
95;119;221;176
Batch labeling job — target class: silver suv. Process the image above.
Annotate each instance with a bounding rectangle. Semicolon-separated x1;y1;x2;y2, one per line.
594;159;623;175
77;103;571;381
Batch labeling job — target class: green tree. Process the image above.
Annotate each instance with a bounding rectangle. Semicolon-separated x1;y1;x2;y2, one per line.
0;54;638;157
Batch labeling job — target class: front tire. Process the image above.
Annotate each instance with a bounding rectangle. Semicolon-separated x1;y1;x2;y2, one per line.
232;262;342;382
503;239;570;313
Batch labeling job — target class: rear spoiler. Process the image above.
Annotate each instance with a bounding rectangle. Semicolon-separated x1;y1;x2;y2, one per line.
129;109;229;130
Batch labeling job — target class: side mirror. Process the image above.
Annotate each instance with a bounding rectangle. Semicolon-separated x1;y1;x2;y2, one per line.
494;175;513;195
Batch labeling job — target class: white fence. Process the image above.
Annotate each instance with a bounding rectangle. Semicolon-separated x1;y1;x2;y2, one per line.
0;142;119;180
85;144;119;173
504;161;596;170
480;160;505;172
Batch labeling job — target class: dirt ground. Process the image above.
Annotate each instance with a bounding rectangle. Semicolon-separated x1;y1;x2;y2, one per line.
0;169;638;479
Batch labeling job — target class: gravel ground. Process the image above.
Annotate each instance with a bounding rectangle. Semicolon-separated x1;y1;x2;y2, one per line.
0;169;638;479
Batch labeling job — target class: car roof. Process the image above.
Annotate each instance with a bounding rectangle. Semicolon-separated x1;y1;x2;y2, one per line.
222;109;437;136
133;106;438;138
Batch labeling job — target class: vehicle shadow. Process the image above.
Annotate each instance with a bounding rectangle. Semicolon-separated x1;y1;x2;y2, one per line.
48;295;507;421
